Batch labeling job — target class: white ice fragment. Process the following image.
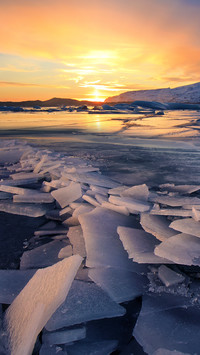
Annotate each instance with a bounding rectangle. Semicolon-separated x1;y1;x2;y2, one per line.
65;340;118;355
59;206;72;216
0;185;33;195
90;185;108;195
33;155;47;174
95;194;108;204
109;195;151;213
88;267;146;303
169;218;200;238
0;201;48;217
45;280;126;331
0;178;39;186
63;216;80;226
192;207;200;221
150;208;192;217
158;265;185;287
5;255;82;355
79;207;137;270
39;163;61;175
42;326;86;345
73;204;94;218
20;240;68;269
150;195;200;207
67;226;87;257
108;185;128;195
58;245;73;259
10;172;44;180
101;201;129;216
121;184;149;201
85;189;96;196
82;194;100;207
51;182;82;208
62;172;119;188
13;192;55;204
140;213;176;241
117;227;172;264
155;233;200;265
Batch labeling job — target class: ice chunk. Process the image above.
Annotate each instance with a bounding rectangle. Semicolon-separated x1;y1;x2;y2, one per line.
133;293;200;354
20;240;67;269
62;172;119;188
90;185;108;195
58;245;73;259
0;185;33;195
59;206;72;216
140;213;176;241
82;194;100;207
101;201;129;216
0;201;48;217
65;340;118;355
10;172;44;180
13;192;55;204
88;267;147;303
51;182;82;208
67;226;87;257
95;194;108;204
150;208;192;217
73;205;94;218
5;255;82;355
158;265;185;287
0;178;40;186
63;216;80;226
34;228;68;237
40;163;61;175
109;195;151;213
169;218;200;238
192;207;200;221
33;155;47;174
42;326;86;345
150;195;200;207
118;227;172;264
0;269;36;304
45;280;126;331
155;233;200;265
79;207;137;271
120;184;149;201
108;186;128;195
0;149;24;164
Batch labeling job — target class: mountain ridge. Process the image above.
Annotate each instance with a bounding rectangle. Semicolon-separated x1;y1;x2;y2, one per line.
0;97;102;108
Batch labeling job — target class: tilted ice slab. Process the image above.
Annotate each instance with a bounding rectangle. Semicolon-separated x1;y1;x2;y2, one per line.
120;184;149;201
0;201;49;217
0;178;40;186
90;185;109;195
67;226;87;257
5;255;82;355
45;280;126;331
109;195;151;213
101;201;129;216
65;340;118;355
155;233;200;266
79;207;137;271
140;213;176;241
150;195;200;207
51;182;82;208
20;240;68;269
118;227;172;264
72;204;94;218
13;192;54;204
159;183;200;195
0;269;36;304
150;208;192;217
169;218;200;238
88;267;147;303
10;172;44;180
62;172;119;188
158;265;185;287
42;326;86;345
133;293;200;355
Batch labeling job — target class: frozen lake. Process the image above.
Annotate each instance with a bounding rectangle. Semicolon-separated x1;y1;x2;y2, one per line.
1;110;200;186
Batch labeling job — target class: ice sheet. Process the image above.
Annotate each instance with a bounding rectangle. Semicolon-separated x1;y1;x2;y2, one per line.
169;218;200;238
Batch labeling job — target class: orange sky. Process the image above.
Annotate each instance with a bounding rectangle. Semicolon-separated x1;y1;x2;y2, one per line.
0;0;200;101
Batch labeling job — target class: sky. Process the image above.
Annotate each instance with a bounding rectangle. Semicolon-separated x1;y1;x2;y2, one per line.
0;0;200;102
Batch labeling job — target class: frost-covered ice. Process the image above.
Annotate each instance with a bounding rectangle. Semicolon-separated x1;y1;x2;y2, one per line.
51;182;82;208
5;256;82;355
45;280;126;331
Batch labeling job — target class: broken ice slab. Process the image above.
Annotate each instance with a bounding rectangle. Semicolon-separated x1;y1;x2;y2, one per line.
5;255;82;355
62;172;119;188
150;208;192;217
51;182;82;208
0;192;11;200
149;194;200;207
59;206;72;216
67;226;87;258
63;216;80;226
82;194;100;207
88;267;147;303
108;186;128;196
65;340;118;355
79;207;138;271
120;184;149;201
191;207;200;221
20;240;68;269
170;218;200;238
10;172;44;180
117;227;172;264
101;201;129;216
0;177;40;186
0;149;25;164
140;213;176;241
73;205;94;218
133;293;200;355
159;183;200;194
42;326;86;345
33;155;47;174
90;185;109;195
155;233;200;266
109;195;151;213
0;184;34;195
43;179;70;189
13;192;55;204
39;163;62;175
58;245;73;259
34;228;68;237
0;269;36;304
39;344;67;355
0;201;49;217
45;280;126;331
158;265;185;287
95;193;108;204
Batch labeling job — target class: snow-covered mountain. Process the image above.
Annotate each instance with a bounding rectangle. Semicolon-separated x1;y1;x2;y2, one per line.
105;82;200;103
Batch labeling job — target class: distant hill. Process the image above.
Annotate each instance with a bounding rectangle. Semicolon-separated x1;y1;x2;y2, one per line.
105;82;200;104
0;97;102;108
